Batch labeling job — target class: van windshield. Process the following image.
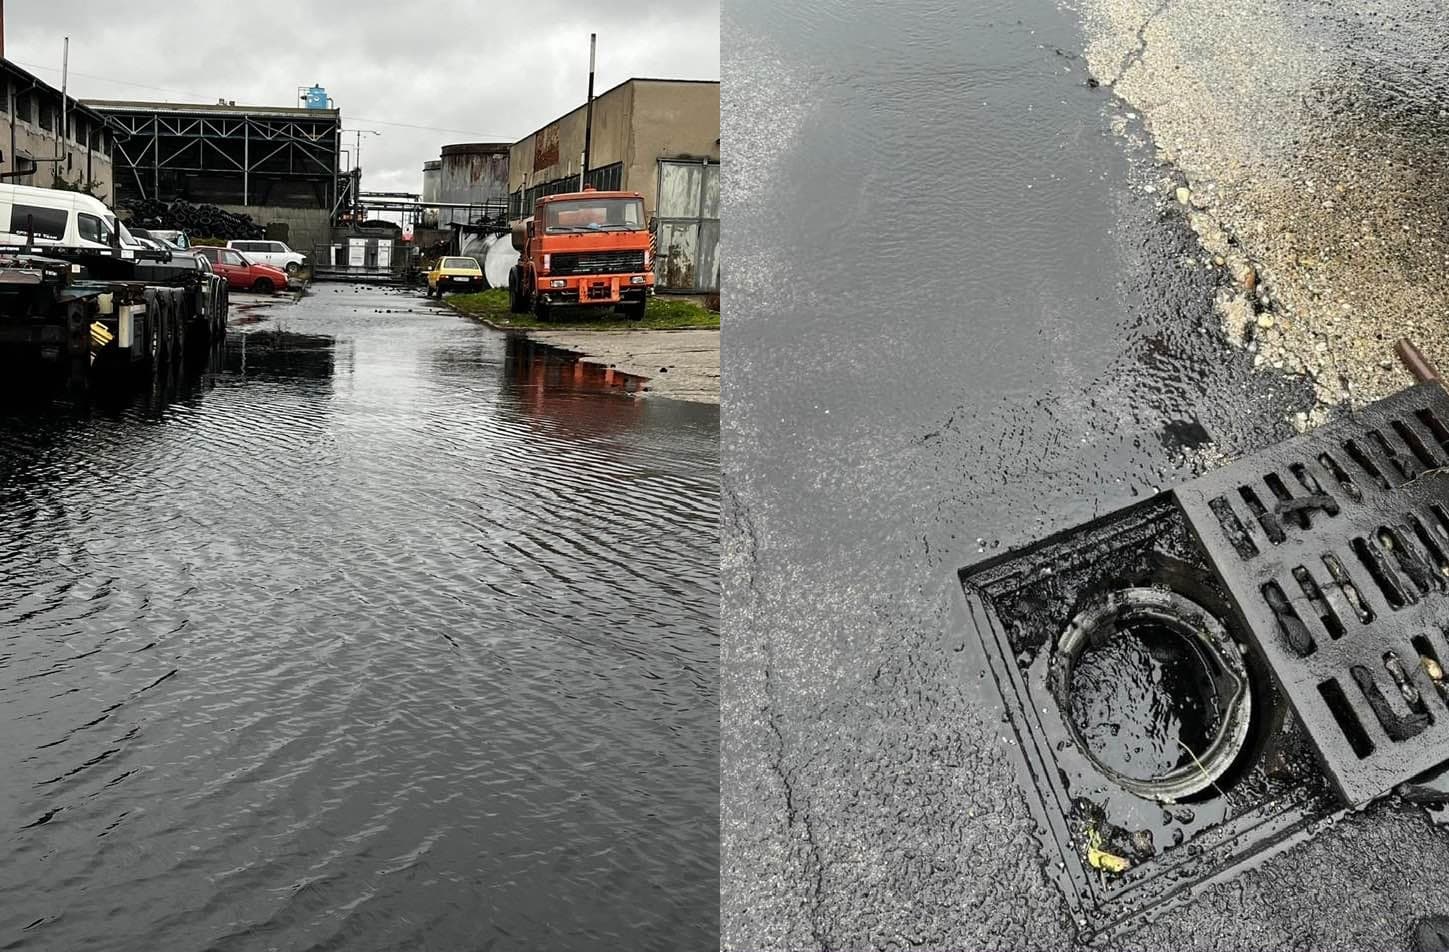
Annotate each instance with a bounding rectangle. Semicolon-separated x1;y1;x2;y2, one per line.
544;197;644;233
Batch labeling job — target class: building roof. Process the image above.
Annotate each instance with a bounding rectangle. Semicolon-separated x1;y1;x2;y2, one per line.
0;58;109;125
512;77;720;147
440;142;511;157
82;98;341;121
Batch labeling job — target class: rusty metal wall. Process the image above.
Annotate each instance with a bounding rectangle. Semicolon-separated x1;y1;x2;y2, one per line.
438;144;510;227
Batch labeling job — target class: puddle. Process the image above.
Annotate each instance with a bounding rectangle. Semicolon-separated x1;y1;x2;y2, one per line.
1068;622;1225;781
504;336;649;397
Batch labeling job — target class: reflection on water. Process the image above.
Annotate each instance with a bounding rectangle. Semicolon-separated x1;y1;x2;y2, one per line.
0;286;718;952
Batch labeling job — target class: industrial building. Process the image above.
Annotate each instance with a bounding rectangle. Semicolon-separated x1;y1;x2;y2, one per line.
85;97;342;253
437;143;509;227
508;78;720;294
420;159;440;228
0;59;117;203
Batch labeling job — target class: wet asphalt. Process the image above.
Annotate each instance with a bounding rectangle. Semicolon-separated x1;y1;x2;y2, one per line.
0;285;719;951
722;0;1449;949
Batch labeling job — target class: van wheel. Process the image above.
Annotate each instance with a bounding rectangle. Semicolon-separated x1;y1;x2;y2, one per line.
253;277;274;294
286;262;301;275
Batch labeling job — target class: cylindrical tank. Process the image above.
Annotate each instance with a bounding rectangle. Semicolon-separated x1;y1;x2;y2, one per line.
438;142;510;227
421;160;441;228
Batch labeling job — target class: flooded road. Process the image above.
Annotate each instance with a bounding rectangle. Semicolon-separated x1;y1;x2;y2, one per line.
723;0;1446;948
0;285;719;951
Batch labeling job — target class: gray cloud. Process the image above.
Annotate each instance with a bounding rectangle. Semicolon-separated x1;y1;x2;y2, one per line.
5;0;719;194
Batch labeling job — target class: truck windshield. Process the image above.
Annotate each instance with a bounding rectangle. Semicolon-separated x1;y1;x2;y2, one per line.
544;198;644;233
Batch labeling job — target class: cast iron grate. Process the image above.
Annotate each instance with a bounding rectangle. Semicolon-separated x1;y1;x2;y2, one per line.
951;381;1449;938
1177;381;1449;806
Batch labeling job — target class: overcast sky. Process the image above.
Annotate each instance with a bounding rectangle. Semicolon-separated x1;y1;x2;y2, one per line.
5;0;720;194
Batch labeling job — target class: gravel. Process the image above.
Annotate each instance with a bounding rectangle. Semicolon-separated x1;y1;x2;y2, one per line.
1076;0;1449;413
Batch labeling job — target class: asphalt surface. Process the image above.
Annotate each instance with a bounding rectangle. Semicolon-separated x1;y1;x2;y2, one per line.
722;0;1449;948
0;285;719;952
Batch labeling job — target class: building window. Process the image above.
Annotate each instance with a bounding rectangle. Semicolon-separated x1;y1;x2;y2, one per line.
584;162;622;193
654;159;719;292
38;101;53;133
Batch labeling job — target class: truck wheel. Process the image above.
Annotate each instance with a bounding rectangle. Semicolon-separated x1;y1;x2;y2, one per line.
508;269;529;314
533;299;551;322
618;299;647;321
253;277;275;294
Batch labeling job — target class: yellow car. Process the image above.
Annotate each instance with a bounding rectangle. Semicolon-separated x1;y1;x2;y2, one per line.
426;256;484;297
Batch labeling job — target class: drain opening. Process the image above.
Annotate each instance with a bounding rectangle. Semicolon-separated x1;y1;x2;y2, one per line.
1391;419;1440;468
1409;516;1449;580
1418;407;1449;454
1318;678;1374;759
1352;536;1414;609
1292;566;1344;640
1262;580;1316;657
1317;452;1362;503
1322;553;1374;624
1053;589;1251;801
1412;634;1449;708
1344;439;1392;491
1238;486;1284;544
1370;429;1420;481
1209;495;1258;560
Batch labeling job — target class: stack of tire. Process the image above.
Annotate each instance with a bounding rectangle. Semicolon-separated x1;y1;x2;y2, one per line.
121;199;265;241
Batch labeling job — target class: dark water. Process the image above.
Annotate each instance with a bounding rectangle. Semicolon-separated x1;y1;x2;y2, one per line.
0;286;719;951
1068;624;1223;779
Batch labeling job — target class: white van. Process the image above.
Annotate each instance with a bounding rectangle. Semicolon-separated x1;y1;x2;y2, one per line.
227;239;307;275
0;183;135;250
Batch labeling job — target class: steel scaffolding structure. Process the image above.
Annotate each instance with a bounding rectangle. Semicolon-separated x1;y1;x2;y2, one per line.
86;100;342;211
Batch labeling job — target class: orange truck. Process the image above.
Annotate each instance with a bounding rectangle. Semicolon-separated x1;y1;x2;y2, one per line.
508;186;654;320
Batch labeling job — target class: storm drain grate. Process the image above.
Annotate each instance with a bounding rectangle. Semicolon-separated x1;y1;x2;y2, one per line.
1178;382;1449;806
950;381;1449;939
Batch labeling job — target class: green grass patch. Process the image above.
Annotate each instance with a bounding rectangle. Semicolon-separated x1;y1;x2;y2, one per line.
445;288;719;330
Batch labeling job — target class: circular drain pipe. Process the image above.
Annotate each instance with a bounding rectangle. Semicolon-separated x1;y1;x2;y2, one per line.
1050;587;1253;801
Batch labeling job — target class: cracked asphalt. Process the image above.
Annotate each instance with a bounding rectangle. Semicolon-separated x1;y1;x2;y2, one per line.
722;0;1449;948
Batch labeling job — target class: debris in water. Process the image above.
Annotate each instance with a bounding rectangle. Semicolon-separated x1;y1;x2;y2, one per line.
1085;827;1131;875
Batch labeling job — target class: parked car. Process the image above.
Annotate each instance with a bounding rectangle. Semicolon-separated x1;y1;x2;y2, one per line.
426;256;484;297
196;245;289;293
125;227;170;251
149;229;191;249
228;239;308;276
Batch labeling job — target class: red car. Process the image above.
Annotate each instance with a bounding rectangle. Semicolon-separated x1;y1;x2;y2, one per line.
197;245;289;293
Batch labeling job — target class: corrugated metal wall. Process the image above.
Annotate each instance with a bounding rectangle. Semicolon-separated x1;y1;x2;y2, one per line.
438;145;509;227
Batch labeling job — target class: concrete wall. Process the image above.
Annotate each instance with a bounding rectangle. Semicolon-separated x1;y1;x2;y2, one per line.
509;80;635;195
625;81;720;218
508;79;720;219
0;100;114;205
216;204;332;256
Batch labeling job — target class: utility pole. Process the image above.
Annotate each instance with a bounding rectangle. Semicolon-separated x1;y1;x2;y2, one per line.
56;36;67;176
582;33;596;182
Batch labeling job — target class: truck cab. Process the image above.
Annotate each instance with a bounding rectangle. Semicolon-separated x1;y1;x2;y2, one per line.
507;187;654;320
